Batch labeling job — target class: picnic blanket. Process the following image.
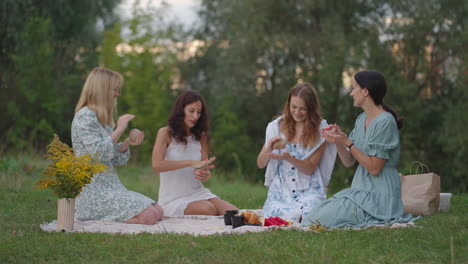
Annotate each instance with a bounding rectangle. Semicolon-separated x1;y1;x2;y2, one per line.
40;209;417;236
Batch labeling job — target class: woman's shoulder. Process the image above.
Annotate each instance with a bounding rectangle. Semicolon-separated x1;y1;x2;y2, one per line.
157;126;174;143
356;112;367;121
266;115;283;130
375;111;397;128
199;133;209;144
75;106;95;118
157;126;171;138
378;111;394;121
73;107;98;123
270;115;283;124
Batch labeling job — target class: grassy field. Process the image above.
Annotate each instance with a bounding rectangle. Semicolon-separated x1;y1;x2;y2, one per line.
0;156;467;263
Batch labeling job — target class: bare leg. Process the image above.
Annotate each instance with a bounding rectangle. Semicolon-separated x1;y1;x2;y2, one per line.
184;200;218;215
207;197;238;215
152;204;164;221
125;203;164;225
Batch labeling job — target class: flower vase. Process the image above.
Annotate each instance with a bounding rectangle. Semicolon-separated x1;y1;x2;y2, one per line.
57;198;75;231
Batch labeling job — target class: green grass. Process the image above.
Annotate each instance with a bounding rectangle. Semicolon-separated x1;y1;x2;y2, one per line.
0;156;467;263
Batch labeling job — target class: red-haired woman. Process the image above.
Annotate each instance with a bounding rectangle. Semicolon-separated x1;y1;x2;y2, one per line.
257;83;337;223
152;90;238;216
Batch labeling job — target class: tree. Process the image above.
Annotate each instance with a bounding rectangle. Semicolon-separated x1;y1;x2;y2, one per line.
100;4;184;161
0;0;122;151
179;0;467;191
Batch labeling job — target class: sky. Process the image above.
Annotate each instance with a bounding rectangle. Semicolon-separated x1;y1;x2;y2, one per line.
118;0;200;28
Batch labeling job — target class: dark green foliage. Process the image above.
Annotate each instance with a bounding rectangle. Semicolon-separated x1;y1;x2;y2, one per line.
99;6;184;162
0;0;122;151
179;0;467;192
0;0;466;192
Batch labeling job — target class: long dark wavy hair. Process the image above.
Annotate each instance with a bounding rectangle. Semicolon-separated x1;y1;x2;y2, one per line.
167;90;210;144
281;82;322;147
354;70;403;129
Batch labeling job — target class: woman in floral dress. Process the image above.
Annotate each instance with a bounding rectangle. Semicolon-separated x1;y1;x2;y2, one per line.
72;67;163;225
257;83;337;222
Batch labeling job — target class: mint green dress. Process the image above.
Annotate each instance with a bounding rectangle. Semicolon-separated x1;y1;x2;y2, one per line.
301;112;418;228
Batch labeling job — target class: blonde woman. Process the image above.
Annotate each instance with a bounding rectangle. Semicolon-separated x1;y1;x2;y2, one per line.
257;83;336;223
72;67;163;225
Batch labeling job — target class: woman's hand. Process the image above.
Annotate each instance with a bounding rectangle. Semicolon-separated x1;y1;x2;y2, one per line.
267;151;292;161
116;114;135;132
194;168;212;182
323;124;356;167
192;157;215;181
128;129;144;146
191;156;216;169
267;136;282;152
257;137;282;168
112;114;136;144
322;124;349;146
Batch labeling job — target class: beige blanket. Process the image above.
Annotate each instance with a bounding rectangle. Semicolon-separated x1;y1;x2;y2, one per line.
40;210;417;236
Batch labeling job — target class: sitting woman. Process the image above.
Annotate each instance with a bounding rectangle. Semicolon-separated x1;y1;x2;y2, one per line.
302;70;419;228
152;90;238;216
257;82;337;222
72;67;163;225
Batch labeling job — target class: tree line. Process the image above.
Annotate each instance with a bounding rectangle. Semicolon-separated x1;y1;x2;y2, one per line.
1;0;466;192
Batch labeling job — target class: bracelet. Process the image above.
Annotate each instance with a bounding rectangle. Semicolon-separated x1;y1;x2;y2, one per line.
346;142;354;152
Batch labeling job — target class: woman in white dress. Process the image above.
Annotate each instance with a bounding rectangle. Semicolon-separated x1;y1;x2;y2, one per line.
257;83;336;222
152;90;238;216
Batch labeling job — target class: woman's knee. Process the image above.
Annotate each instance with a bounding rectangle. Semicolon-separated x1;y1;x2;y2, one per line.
204;202;218;215
185;201;217;215
152;204;164;220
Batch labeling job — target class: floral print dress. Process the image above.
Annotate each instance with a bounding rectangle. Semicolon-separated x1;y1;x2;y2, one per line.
71;107;155;222
263;142;327;222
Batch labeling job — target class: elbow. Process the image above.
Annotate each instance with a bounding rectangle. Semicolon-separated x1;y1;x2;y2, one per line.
152;162;162;173
257;162;266;169
307;167;319;175
303;164;318;175
256;157;267;169
343;160;356;168
369;168;382;176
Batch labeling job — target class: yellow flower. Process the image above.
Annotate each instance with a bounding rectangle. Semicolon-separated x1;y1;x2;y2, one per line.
35;134;108;198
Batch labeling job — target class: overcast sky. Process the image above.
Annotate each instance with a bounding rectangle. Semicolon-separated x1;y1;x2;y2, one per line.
118;0;200;27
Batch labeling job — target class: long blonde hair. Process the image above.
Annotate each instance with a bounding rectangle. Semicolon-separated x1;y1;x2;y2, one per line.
75;67;123;126
281;82;322;147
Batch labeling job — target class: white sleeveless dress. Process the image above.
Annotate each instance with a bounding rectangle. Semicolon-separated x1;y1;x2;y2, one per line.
158;136;217;216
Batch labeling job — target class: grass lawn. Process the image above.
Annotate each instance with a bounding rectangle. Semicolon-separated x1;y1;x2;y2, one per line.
0;156;467;263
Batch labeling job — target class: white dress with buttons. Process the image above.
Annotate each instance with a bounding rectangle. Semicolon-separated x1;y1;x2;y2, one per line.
262;117;336;222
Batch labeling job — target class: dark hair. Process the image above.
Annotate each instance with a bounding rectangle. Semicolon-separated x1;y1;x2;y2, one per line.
281;82;322;147
168;90;210;144
354;70;403;129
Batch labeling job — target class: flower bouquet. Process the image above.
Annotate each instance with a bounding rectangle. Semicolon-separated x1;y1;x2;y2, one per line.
36;135;108;231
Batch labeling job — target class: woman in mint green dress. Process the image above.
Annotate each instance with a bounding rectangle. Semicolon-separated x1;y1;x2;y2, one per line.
302;70;418;228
